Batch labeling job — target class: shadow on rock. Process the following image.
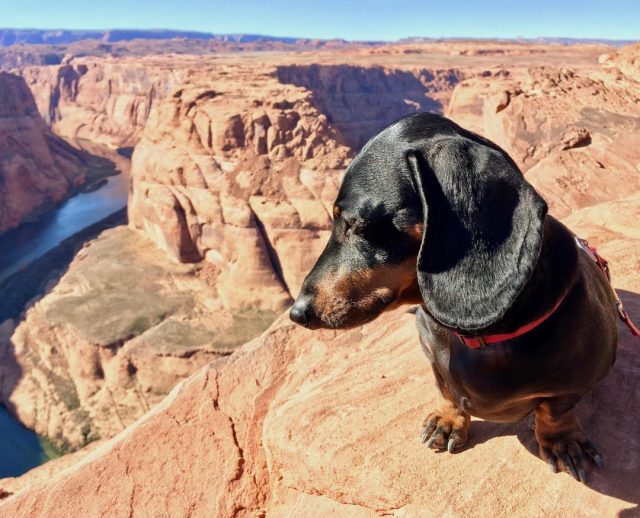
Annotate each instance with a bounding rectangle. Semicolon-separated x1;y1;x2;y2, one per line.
275;64;455;149
463;289;640;513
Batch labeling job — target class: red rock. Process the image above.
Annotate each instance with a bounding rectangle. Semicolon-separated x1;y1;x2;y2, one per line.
0;72;89;233
1;228;639;515
2;41;640;515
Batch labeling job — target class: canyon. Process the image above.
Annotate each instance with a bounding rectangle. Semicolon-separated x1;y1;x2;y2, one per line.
0;71;115;233
0;39;639;515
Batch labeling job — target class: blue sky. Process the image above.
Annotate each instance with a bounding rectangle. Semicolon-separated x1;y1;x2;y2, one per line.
0;0;638;41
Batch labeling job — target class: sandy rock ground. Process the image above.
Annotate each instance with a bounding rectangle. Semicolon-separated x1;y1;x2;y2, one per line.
1;285;638;516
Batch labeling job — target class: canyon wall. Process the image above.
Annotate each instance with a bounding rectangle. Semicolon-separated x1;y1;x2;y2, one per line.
128;66;351;309
275;64;462;148
0;71;91;233
18;59;185;148
0;226;280;451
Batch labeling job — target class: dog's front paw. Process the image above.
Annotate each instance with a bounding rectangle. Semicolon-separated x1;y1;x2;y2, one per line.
537;432;603;483
420;406;470;452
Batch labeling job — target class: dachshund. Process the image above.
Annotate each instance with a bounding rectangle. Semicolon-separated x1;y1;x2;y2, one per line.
289;112;619;482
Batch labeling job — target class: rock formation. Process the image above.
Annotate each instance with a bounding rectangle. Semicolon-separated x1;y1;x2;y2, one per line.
0;226;280;451
127;61;471;311
127;67;355;310
0;72;90;233
275;64;462;148
18;59;185;148
447;56;640;219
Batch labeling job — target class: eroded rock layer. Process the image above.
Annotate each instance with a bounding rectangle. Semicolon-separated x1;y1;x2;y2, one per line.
127;65;352;309
0;227;279;451
19;60;185;148
0;71;89;233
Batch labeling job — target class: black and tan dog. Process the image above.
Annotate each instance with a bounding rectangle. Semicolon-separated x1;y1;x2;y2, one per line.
289;112;620;482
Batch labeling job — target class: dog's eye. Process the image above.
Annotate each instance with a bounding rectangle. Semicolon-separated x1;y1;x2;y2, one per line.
341;216;360;236
346;219;366;236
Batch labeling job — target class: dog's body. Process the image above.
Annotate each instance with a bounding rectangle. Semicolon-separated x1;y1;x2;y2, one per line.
416;215;617;424
290;112;619;481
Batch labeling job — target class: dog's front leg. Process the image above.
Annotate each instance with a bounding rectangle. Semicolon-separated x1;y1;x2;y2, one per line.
420;365;471;452
534;396;603;482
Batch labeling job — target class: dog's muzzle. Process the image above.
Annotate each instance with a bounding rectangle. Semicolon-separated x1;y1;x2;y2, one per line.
289;294;321;329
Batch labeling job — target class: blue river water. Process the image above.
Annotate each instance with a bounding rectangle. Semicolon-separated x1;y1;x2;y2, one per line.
0;144;130;477
0;153;130;283
0;406;60;478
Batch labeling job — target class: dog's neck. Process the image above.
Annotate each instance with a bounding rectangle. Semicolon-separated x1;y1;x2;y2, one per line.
473;215;580;336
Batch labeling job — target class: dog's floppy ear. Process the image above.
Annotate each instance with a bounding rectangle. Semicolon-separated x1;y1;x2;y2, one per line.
406;136;547;332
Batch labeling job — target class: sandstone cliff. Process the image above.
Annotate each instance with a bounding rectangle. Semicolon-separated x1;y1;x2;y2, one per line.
19;59;185;148
0;226;279;451
0;71;90;233
127;62;468;311
127;69;353;312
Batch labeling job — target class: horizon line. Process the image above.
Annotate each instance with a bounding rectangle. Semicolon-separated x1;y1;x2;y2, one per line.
0;27;637;45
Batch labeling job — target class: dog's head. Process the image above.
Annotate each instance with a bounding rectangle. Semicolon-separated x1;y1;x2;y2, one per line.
290;113;547;332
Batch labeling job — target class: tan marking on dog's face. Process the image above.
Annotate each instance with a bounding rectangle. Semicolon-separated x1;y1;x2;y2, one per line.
312;258;419;328
333;205;341;220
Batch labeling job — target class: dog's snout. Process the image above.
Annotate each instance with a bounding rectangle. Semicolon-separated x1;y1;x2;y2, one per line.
289;298;311;326
290;295;318;328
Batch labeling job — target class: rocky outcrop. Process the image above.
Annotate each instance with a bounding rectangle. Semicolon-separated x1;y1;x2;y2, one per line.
0;72;90;233
447;60;640;219
128;63;466;308
128;67;352;308
600;43;640;82
18;59;185;147
275;65;462;149
445;69;513;134
1;207;638;514
0;226;279;451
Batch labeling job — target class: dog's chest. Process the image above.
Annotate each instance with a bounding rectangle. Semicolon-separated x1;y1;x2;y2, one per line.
416;307;545;421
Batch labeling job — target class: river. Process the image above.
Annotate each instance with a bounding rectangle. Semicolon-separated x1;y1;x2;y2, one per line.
0;144;131;283
0;406;61;478
0;142;131;478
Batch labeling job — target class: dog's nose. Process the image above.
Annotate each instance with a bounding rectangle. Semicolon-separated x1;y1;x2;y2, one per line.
290;297;312;327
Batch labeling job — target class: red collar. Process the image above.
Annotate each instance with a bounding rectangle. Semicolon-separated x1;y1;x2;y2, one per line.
454;235;640;349
454;288;569;349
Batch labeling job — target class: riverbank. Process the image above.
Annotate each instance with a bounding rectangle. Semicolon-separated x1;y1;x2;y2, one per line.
0;208;127;323
0;142;131;477
0;143;130;284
